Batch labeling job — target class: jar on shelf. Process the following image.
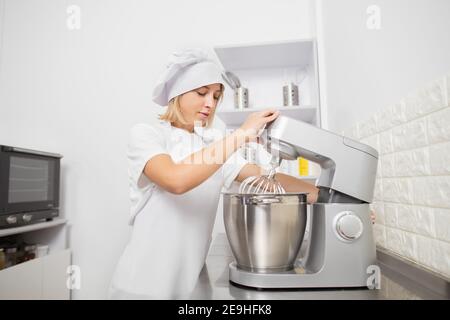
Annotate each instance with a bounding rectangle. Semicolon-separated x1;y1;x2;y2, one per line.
5;246;18;268
0;248;5;270
35;244;49;258
22;244;37;262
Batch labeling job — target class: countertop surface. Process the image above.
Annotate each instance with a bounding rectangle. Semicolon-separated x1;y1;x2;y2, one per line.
189;233;444;300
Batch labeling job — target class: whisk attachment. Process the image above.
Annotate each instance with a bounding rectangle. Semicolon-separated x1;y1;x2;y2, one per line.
239;155;286;194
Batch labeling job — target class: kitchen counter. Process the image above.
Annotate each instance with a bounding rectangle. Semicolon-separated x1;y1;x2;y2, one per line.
189;233;446;300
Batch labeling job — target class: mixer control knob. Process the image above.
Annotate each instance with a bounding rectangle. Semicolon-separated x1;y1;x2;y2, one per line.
334;211;363;242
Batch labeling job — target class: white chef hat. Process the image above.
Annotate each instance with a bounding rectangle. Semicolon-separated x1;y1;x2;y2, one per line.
152;48;225;106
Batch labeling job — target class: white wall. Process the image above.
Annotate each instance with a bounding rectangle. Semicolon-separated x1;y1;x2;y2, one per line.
318;0;450;278
343;75;450;279
0;0;316;299
317;0;450;133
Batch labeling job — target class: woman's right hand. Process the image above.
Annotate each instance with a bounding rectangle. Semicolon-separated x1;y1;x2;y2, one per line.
238;109;280;142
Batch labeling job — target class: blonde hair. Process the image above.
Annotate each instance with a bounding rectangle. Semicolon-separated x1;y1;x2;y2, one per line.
159;84;224;128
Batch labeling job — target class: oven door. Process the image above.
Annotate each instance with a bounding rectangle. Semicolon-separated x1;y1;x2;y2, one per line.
0;148;61;215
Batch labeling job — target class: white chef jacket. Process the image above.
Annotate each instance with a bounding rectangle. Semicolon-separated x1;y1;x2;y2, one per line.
108;120;247;299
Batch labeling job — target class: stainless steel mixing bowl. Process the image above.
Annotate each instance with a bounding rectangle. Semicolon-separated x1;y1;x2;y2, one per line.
223;193;308;273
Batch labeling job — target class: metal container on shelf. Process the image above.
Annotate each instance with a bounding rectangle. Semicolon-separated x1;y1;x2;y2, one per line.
234;87;249;109
222;71;249;109
283;82;299;106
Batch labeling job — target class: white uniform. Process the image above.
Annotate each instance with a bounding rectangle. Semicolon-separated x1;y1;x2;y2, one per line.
108;120;247;299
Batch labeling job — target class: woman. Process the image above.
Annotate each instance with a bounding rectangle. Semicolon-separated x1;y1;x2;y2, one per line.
108;49;319;299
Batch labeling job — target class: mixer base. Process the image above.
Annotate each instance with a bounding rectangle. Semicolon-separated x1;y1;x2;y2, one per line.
229;259;372;289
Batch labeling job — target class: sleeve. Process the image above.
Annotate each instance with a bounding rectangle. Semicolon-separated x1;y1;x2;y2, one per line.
127;123;168;189
221;148;249;190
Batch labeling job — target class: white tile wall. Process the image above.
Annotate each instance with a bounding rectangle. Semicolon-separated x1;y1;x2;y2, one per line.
347;75;450;279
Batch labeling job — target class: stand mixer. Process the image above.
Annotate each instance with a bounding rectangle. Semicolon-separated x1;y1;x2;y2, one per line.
224;115;379;289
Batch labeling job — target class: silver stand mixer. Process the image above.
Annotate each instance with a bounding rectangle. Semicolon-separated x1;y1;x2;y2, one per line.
224;116;379;289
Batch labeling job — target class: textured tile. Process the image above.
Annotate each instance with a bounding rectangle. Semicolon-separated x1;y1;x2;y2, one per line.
341;76;450;279
373;178;383;202
432;240;450;277
435;208;450;242
411;177;429;206
377;106;394;132
391;100;408;126
429;142;450;175
416;235;434;269
404;118;428;149
401;231;418;261
396;178;414;204
384;203;398;227
391;119;428;152
379;129;394;155
381;154;395;178
409;148;430;176
358;115;378;138
424;176;450;208
404;79;446;121
427;107;450;144
397;205;435;237
377;101;407;132
385;227;402;254
393;151;410;177
376;157;382;178
392;124;409;152
396;204;416;233
381;179;396;203
414;206;436;238
380;178;414;204
392;149;430;177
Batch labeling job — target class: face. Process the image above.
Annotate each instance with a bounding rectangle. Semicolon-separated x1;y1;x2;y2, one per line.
178;83;222;126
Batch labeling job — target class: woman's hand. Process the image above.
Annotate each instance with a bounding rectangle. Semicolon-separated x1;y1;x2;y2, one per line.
238;109;279;142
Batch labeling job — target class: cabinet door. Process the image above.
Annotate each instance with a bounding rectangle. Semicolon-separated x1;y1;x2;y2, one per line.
42;249;71;300
0;257;43;299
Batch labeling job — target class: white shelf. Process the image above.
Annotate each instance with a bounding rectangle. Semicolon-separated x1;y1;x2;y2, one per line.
0;218;67;237
217;106;317;127
214;39;314;70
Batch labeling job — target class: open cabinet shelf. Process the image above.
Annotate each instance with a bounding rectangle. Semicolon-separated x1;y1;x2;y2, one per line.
213;39;321;180
217;105;317;127
214;39;315;70
0;218;71;299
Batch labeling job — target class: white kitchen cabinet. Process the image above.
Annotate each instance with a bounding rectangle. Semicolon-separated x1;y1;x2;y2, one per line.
0;254;42;299
0;219;71;300
213;39;322;179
